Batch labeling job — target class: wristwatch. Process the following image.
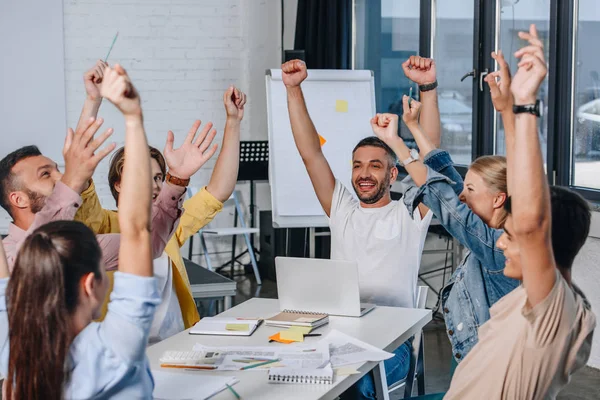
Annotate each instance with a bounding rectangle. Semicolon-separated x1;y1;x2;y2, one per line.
400;148;420;167
419;80;438;92
165;172;190;187
513;100;543;117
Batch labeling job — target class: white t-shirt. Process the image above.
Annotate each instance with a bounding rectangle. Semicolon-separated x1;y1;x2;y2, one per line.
328;180;432;308
149;254;184;344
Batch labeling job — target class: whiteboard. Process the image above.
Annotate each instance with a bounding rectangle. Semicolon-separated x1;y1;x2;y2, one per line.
0;0;67;163
266;69;376;228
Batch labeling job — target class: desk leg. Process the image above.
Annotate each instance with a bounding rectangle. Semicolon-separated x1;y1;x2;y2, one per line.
224;296;233;310
373;362;390;400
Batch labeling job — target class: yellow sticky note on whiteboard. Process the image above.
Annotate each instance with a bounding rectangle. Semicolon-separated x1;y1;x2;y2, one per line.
279;330;304;342
335;99;348;113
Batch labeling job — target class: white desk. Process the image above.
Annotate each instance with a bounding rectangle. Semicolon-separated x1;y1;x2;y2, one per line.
147;298;431;400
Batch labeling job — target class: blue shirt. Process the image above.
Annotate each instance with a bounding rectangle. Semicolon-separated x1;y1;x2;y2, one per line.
0;272;160;399
405;149;520;362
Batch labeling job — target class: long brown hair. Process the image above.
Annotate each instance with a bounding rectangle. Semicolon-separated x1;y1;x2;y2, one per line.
469;155;508;227
6;221;102;400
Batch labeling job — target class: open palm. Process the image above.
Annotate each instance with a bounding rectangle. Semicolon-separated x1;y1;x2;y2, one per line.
164;120;219;180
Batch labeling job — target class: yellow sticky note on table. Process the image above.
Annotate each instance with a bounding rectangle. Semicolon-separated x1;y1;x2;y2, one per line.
289;326;312;334
279;330;304;342
335;367;361;376
335;99;348;113
225;323;250;331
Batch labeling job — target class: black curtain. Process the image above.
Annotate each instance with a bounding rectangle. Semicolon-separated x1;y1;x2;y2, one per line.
294;0;352;69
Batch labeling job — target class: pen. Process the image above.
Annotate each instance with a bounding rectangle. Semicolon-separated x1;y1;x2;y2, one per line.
104;32;119;62
241;358;281;370
408;86;413;106
226;383;241;399
303;334;322;337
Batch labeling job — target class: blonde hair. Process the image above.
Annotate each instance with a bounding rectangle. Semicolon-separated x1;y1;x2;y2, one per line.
469;155;508;227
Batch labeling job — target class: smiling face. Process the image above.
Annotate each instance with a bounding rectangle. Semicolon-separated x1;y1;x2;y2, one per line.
351;145;397;206
9;155;62;214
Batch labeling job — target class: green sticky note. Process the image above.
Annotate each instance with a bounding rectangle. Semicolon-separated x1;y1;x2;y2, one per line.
225;323;250;331
288;326;312;334
335;99;348;113
279;330;304;342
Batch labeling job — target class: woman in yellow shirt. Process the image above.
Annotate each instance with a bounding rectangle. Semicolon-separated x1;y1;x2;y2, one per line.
73;67;245;332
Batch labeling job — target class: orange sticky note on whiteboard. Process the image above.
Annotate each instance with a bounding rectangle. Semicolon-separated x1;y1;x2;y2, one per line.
335;99;348;112
318;134;327;147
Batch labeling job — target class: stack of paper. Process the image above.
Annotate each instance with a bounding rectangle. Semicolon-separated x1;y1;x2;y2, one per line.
152;370;239;400
320;329;394;367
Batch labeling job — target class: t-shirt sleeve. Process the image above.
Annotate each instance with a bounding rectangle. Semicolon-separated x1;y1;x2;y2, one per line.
100;272;161;364
328;180;357;223
522;272;577;348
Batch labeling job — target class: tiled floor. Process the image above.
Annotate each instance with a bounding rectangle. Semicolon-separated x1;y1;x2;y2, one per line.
210;272;600;399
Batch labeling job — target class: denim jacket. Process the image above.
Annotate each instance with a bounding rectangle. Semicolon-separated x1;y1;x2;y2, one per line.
404;149;520;362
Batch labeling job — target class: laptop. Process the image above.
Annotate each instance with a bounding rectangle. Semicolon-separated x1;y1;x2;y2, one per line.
275;257;376;317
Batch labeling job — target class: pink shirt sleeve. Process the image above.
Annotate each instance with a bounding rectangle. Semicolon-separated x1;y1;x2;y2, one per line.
149;182;185;258
3;181;82;270
97;234;121;271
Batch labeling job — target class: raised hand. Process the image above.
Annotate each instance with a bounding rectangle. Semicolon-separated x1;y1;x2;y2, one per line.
485;50;513;112
402;95;423;127
164;120;219;180
100;64;141;117
83;60;109;101
282;59;308;88
224;86;247;121
511;24;547;104
402;56;436;85
61;117;116;193
370;113;401;146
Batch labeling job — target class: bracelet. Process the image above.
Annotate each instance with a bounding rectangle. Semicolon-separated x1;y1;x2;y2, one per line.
165;172;190;187
419;81;438;92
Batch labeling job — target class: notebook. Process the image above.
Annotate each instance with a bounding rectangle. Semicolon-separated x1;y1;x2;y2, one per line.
189;317;262;336
265;310;329;328
268;365;334;384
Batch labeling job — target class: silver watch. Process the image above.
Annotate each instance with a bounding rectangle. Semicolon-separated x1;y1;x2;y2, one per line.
400;148;419;167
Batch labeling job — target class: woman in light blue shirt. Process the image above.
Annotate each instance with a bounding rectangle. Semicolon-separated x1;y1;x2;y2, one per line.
0;64;159;399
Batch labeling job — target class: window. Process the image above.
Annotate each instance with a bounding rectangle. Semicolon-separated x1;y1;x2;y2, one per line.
572;0;600;190
354;0;419;142
434;0;474;166
495;1;550;163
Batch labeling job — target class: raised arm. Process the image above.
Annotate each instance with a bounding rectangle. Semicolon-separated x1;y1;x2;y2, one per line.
508;25;554;307
75;60;108;134
370;98;430;218
282;60;336;216
485;50;516;157
206;86;246;202
402;56;441;152
101;64;153;276
0;241;8;280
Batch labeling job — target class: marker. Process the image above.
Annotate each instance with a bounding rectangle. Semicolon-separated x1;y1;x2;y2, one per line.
105;31;119;62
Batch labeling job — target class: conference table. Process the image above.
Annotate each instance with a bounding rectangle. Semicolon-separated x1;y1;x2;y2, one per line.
147;298;432;400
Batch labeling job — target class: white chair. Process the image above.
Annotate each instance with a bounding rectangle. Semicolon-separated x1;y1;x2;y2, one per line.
388;285;428;398
196;190;262;285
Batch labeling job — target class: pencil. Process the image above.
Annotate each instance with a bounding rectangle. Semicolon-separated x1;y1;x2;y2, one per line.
241;358;280;370
105;32;119;62
160;363;217;370
226;383;241;399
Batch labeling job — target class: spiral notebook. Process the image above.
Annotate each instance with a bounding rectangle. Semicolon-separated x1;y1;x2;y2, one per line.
265;310;329;328
268;365;334;384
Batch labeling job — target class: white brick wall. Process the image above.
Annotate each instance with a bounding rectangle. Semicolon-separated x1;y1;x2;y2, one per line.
59;0;281;266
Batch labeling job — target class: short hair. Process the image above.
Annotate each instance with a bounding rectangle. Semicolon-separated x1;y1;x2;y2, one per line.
0;146;42;217
108;146;166;203
504;186;591;269
352;136;398;167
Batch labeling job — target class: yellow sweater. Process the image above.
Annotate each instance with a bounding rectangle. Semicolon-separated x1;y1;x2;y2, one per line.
74;181;223;328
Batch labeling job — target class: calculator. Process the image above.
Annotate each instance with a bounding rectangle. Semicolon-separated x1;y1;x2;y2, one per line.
159;350;222;367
